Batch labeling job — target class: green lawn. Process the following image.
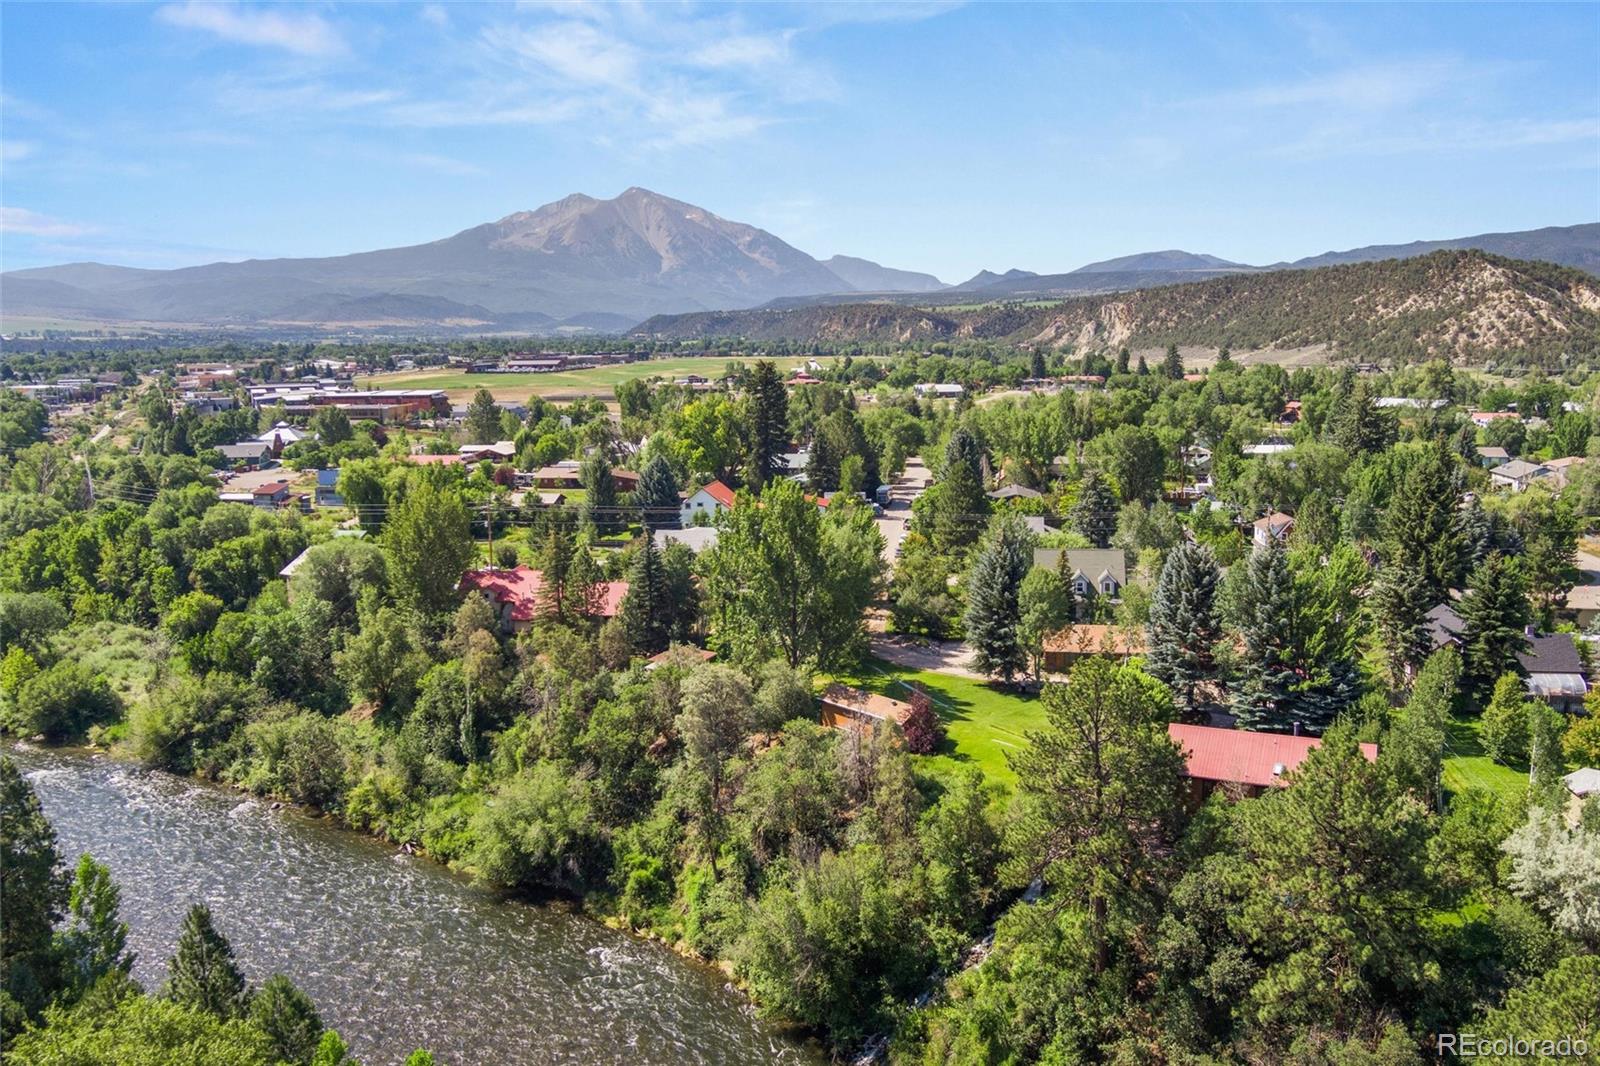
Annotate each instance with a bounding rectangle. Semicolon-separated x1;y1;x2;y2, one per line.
360;356;871;401
1442;714;1528;803
826;657;1046;788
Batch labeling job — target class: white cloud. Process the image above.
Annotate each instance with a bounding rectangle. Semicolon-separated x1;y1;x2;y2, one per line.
420;4;449;28
156;2;346;57
691;32;794;70
1;140;38;163
399;152;487;176
0;207;97;238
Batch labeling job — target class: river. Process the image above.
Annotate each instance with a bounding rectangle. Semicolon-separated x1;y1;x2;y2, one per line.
9;745;823;1066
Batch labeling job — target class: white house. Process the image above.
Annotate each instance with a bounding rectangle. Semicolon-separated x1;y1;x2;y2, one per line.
1490;459;1549;493
913;383;965;398
1252;510;1295;548
680;480;737;525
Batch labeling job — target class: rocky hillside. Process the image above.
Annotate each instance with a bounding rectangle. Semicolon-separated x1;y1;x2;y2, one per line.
634;251;1600;365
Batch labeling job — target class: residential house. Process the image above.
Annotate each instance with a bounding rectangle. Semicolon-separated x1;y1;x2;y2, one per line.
1561;584;1600;629
1277;400;1303;424
1476;445;1511;469
654;526;719;553
1565;768;1600;823
1542;456;1587;490
459;564;628;633
611;468;640;493
249;481;292;509
913;383;965;398
1252;510;1295;548
1470;411;1521;428
459;441;517;463
1022;515;1053;537
1518;632;1589;713
680;479;737;525
1041;625;1149;673
532;460;584;488
987;484;1042;501
1490;459;1549;493
1242;438;1293;457
1031;548;1128;599
1425;603;1466;651
1168;722;1378;803
315;469;344;507
645;647;716;671
215;442;273;470
818;683;914;736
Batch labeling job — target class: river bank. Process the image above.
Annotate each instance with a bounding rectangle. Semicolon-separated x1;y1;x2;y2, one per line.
7;742;825;1066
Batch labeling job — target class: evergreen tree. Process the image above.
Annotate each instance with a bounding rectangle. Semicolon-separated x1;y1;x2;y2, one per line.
1115;347;1131;374
1144;541;1221;716
1331;379;1396;455
1162;344;1184;380
1029;349;1047;379
1479;672;1530;764
1381;646;1459;810
1457;553;1531;705
463;388;502;444
964;514;1032;685
943;425;985;483
1;755;67;1028
537;509;575;620
1214;345;1234;369
1069;470;1118;548
805;425;841;493
1136;354;1149;375
1382;442;1462;605
249;974;325;1066
917;431;989;553
308;405;352;446
633;454;680;530
1368;562;1433;687
620;536;669;655
745;360;789;490
566;537;604;621
581;448;622;537
57;854;134;999
1231;538;1301;732
165;903;248;1019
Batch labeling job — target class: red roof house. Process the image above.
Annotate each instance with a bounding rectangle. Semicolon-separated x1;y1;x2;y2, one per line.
1168;722;1378;800
459;565;628;631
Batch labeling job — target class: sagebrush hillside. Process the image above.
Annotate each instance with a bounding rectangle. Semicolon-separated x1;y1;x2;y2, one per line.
635;251;1600;365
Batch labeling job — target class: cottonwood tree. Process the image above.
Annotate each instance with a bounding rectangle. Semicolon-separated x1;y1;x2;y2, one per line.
463;388;502;444
1005;658;1185;973
56;855;134;1000
1144;541;1222;716
701;478;882;667
964;514;1032;686
384;481;474;618
1018;566;1073;680
1;755;67;1029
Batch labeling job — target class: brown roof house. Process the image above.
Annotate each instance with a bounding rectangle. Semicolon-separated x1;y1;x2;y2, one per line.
1041;625;1149;673
819;683;913;735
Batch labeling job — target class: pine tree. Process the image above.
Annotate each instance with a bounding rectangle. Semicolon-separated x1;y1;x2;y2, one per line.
1231;539;1301;732
249;974;325;1066
633;454;680;530
1115;347;1131;375
581;449;621;536
1215;345;1234;369
1331;379;1396;455
537;509;575;619
1162;344;1184;380
58;854;134;998
1;755;68;1023
1069;470;1118;548
1136;354;1149;375
745;360;789;489
1382;442;1462;605
620;536;669;655
805;426;841;493
1145;541;1221;716
963;514;1032;686
463;388;502;444
1029;349;1047;379
1458;553;1531;705
165;903;248;1019
566;538;604;621
1368;562;1434;687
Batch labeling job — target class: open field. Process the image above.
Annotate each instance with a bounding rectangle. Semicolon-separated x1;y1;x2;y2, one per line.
827;656;1047;788
359;355;861;401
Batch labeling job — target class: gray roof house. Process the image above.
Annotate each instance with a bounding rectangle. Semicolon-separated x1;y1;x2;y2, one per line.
1032;548;1128;597
1425;603;1466;650
1491;459;1549;492
988;484;1043;501
215;442;273;468
1517;633;1588;712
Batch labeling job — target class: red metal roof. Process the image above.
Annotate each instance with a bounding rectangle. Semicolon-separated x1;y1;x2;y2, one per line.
459;565;628;620
699;480;737;508
1167;723;1377;788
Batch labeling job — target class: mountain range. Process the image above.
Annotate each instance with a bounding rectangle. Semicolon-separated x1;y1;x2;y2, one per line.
1;185;1595;334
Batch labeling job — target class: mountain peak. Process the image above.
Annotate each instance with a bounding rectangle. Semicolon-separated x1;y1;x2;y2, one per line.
1071;249;1250;274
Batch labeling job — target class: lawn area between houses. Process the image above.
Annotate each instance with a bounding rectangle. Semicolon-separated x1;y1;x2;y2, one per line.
1442;713;1528;803
825;656;1047;789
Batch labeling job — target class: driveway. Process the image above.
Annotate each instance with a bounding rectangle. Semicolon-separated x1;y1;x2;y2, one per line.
869;633;983;679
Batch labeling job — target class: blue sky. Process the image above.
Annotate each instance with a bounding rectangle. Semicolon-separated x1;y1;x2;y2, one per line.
2;2;1596;281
